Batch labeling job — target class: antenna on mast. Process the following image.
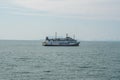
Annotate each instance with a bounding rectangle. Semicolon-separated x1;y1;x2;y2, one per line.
55;32;57;39
73;34;75;39
66;33;68;37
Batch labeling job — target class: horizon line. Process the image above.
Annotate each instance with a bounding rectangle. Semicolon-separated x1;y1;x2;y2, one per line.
0;39;120;42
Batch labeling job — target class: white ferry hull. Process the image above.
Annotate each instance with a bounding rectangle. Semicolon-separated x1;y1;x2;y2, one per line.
42;42;80;46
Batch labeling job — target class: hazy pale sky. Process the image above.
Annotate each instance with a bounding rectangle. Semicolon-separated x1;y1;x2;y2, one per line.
0;0;120;41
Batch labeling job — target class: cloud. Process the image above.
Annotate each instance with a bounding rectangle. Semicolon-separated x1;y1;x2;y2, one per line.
7;0;120;20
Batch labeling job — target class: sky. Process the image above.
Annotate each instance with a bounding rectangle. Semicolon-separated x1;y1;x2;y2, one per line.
0;0;120;41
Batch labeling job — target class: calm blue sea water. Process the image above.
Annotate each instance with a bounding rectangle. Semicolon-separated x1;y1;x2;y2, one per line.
0;40;120;80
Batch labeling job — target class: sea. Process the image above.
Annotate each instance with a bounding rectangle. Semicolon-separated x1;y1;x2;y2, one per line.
0;40;120;80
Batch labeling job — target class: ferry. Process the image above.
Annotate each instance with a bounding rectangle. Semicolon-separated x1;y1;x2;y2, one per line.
42;33;80;46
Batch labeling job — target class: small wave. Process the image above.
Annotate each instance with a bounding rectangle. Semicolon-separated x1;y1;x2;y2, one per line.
12;71;31;74
14;57;32;62
78;66;92;69
110;76;120;80
43;70;51;73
